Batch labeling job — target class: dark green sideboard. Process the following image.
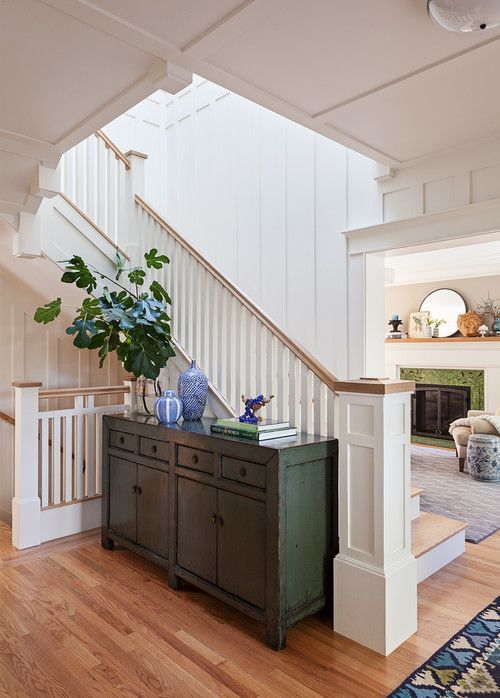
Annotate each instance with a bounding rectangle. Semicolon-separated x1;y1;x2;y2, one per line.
102;414;338;649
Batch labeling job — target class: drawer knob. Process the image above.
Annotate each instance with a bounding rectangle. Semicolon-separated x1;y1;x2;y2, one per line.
151;445;157;454
211;513;217;524
119;437;124;445
239;466;247;477
192;454;199;464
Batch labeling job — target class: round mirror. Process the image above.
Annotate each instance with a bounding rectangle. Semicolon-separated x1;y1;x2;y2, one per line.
419;289;466;337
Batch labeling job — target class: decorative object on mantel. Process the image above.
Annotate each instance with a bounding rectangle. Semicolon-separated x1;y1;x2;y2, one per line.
493;317;500;335
390;595;500;697
387;314;403;339
177;360;208;420
154;389;182;425
420;288;466;337
431;318;446;337
475;293;500;332
457;310;483;337
240;393;275;424
408;311;429;338
479;324;489;337
423;315;434;337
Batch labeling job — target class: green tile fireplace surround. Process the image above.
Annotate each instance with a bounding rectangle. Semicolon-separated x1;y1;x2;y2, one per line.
399;368;485;448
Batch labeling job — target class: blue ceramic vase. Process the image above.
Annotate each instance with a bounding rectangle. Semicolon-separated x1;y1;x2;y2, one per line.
154;389;182;425
178;360;208;420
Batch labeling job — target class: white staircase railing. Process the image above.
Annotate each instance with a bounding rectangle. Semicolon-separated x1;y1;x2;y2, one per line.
59;131;129;244
12;382;132;549
135;196;337;436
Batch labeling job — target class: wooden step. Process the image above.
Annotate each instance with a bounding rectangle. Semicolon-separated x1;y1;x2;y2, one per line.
412;512;467;558
411;486;423;498
412;512;467;583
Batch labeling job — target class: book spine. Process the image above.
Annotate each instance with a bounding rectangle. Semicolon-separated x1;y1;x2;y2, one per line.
210;426;259;441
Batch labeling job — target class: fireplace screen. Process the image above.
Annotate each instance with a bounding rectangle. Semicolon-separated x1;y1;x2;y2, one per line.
412;383;471;440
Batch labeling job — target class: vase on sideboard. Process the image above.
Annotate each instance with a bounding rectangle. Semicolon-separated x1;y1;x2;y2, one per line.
178;360;208;420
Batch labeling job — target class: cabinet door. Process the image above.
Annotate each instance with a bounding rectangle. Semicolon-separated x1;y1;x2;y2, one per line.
177;478;217;584
109;456;137;542
217;490;266;609
136;465;169;559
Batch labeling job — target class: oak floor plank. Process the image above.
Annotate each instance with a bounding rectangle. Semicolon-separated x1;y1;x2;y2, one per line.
0;528;497;696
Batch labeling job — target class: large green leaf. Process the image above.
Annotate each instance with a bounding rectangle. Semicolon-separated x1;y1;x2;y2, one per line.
61;256;97;293
150;280;171;305
34;298;62;324
66;318;98;348
144;248;169;269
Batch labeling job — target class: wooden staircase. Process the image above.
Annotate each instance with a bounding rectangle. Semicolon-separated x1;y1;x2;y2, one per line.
410;486;467;583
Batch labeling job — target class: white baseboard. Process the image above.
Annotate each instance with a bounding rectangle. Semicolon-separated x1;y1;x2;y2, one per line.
417;529;465;583
40;498;101;543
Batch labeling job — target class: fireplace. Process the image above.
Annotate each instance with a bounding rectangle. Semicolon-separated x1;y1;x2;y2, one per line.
412;384;471;440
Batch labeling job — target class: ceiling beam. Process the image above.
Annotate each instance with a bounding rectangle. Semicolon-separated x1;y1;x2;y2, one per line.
54;60;192;153
0;129;59;167
182;0;287;59
39;0;181;61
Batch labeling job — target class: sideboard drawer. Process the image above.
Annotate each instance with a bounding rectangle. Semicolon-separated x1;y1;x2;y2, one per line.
221;456;266;489
178;446;213;474
139;436;170;465
109;429;135;452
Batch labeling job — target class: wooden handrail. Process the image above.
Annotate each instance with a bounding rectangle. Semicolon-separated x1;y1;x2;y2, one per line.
39;385;130;400
95;131;131;170
0;411;15;426
135;195;338;388
58;193;130;261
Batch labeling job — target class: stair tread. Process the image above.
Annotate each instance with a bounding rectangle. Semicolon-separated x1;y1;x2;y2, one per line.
411;486;423;498
412;512;467;558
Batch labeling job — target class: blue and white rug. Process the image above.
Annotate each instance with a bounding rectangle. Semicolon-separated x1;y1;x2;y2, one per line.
411;446;500;543
390;596;500;697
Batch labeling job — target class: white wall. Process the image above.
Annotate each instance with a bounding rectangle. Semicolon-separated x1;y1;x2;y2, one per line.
104;78;379;378
0;224;121;523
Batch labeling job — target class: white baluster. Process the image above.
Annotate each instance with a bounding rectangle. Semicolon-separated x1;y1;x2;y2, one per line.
63;414;73;503
40;417;49;508
86;396;95;497
52;416;61;505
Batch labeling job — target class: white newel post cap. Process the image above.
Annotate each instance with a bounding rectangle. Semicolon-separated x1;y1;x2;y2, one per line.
332;375;417;656
333;377;416;395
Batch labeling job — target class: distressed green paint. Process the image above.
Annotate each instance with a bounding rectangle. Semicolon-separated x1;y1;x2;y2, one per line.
400;367;484;410
285;459;332;615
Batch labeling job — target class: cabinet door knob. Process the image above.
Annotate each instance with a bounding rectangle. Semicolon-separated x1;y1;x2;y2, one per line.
239;466;247;477
192;454;199;464
132;485;137;493
218;516;224;526
211;513;217;524
151;445;157;454
137;486;142;495
119;436;124;445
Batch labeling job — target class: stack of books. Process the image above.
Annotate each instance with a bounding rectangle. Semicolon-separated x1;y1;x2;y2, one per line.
210;418;297;442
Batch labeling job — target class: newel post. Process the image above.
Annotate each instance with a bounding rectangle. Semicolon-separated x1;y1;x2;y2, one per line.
123;377;137;413
124;149;148;260
11;382;42;550
333;378;417;655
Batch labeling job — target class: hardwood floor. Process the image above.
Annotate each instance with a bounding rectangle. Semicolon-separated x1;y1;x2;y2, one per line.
0;521;498;697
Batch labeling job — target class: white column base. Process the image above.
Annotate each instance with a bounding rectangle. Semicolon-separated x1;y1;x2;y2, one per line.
12;496;41;550
334;554;417;655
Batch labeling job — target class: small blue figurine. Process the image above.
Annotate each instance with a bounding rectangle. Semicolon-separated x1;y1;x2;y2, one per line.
239;394;274;424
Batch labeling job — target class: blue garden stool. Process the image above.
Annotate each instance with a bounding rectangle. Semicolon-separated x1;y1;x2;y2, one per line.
466;434;500;481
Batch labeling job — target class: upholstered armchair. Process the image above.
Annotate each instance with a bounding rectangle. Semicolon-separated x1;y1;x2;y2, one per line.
451;409;499;472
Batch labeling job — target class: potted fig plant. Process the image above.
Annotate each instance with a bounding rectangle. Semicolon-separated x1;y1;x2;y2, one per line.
34;249;175;413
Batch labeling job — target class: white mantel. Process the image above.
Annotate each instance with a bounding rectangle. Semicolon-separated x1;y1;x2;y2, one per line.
385;339;500;411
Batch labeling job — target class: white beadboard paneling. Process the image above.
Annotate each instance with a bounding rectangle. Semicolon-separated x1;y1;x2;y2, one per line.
286;121;315;349
103;81;381;377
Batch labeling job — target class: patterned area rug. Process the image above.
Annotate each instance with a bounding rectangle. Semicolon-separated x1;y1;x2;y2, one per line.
390;597;500;697
411;446;500;543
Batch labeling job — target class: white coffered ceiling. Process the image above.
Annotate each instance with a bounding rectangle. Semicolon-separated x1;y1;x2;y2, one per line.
2;0;500;216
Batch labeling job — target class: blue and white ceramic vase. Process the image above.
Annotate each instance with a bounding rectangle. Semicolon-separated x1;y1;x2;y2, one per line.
178;360;208;420
154;389;182;425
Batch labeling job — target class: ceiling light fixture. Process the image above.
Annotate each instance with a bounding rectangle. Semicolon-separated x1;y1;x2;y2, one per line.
427;0;500;32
